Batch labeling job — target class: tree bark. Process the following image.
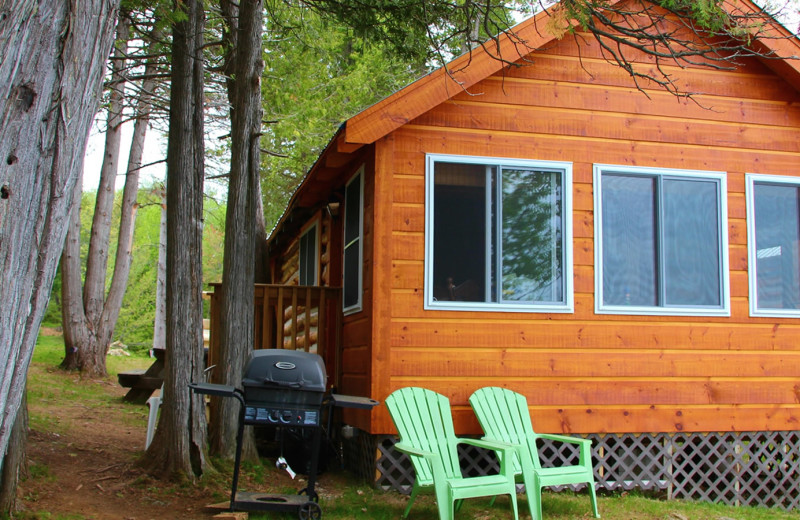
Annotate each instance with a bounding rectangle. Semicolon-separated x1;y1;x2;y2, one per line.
60;173;89;372
0;394;27;513
83;16;129;329
153;186;167;351
0;0;120;492
210;0;264;461
143;0;209;479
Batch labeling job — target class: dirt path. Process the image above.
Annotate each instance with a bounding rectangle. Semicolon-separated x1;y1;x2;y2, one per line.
21;377;213;520
18;359;375;520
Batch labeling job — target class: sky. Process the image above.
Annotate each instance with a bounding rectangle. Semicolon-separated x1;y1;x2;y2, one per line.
82;119;166;191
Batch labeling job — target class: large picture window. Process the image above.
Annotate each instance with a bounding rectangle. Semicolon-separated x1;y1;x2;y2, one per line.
343;168;363;314
594;164;729;316
425;154;573;312
746;174;800;317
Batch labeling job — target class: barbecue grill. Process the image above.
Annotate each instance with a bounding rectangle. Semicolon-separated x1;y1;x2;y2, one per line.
190;349;378;519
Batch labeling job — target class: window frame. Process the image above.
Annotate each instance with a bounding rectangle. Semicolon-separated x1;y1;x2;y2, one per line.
593;163;730;317
343;166;364;315
424;153;574;313
745;173;800;318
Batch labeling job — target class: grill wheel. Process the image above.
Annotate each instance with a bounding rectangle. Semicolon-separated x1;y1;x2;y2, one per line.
299;501;322;519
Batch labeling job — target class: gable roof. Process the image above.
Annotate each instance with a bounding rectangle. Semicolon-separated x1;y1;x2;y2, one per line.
341;5;586;146
342;0;800;148
267;0;800;247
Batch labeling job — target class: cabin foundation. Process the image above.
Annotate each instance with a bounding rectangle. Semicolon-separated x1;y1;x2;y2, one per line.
340;429;800;510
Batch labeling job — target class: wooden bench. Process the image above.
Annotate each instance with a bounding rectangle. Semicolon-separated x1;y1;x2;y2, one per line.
118;347;165;404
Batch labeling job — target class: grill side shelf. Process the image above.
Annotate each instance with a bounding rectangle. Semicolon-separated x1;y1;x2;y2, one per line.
189;382;245;406
329;393;380;410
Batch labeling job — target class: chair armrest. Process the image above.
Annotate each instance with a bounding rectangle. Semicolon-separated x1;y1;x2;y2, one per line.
458;438;519;478
459;437;516;452
536;433;590;447
395;442;447;485
394;442;438;460
535;434;593;468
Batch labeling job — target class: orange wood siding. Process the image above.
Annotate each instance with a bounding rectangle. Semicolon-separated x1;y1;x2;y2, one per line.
367;33;800;435
340;157;376;431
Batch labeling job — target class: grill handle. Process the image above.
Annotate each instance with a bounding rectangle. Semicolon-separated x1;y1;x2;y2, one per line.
261;378;305;389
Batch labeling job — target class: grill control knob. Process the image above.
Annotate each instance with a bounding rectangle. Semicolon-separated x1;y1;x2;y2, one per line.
268;410;280;423
280;410;293;424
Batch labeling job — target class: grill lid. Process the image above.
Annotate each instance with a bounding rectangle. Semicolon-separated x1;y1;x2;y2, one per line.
242;349;327;393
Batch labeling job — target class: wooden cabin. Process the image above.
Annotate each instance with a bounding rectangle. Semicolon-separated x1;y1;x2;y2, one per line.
209;0;800;508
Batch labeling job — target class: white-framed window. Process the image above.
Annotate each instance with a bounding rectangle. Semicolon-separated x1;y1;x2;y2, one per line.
343;167;364;315
424;154;574;313
745;174;800;317
593;164;730;316
299;222;318;286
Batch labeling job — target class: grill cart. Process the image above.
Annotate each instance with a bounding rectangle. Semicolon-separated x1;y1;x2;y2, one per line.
190;349;378;519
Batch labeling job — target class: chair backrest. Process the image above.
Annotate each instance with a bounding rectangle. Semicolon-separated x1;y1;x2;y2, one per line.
385;387;463;483
469;387;542;470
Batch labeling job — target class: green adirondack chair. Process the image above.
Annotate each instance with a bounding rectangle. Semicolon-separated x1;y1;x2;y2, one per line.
385;387;520;520
469;387;600;520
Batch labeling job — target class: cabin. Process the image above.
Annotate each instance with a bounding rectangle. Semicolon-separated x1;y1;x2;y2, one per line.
208;0;800;509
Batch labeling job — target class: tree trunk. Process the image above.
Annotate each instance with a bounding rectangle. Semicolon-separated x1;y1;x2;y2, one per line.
254;191;269;283
99;59;159;357
60;174;91;372
0;0;120;487
61;15;161;377
143;0;209;479
210;0;264;461
59;15;130;377
83;15;129;327
0;394;28;514
153;187;167;351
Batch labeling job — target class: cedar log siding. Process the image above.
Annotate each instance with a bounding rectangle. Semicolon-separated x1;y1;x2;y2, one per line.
368;32;800;436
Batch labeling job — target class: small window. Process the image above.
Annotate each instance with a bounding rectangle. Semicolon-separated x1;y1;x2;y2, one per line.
425;154;573;313
343;167;364;314
746;174;800;317
594;164;729;316
299;223;318;286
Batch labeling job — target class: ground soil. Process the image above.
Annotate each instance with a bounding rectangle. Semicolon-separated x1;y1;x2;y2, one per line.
21;381;203;519
17;343;366;520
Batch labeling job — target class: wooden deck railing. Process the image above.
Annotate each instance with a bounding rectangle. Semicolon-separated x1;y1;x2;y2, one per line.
207;283;343;387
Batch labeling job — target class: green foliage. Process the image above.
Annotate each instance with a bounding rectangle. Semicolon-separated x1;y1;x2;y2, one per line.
293;0;519;62
42;183;226;351
257;6;430;228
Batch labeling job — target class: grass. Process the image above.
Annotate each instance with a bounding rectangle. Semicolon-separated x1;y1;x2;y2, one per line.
243;484;800;520
27;335;152;435
25;333;800;520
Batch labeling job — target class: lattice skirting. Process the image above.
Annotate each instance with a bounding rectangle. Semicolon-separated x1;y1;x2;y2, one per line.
350;431;800;511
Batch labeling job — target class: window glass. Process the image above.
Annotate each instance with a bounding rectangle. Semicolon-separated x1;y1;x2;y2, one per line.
596;165;728;315
601;174;657;306
749;179;800;313
299;223;317;286
663;178;720;306
343;169;363;313
426;155;572;312
432;163;488;303
501;168;563;303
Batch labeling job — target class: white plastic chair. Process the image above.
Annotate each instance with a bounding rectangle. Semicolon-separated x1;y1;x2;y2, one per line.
145;385;163;449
